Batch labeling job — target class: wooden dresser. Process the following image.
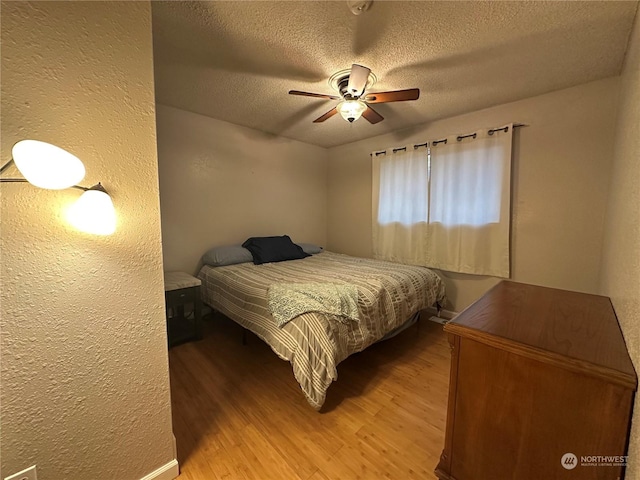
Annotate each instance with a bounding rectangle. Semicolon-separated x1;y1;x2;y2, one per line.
436;281;636;480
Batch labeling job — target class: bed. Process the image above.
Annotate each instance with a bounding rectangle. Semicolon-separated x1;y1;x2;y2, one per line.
198;249;445;409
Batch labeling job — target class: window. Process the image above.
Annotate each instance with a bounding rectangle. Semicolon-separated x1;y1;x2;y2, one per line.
430;142;504;226
372;124;513;277
377;148;429;226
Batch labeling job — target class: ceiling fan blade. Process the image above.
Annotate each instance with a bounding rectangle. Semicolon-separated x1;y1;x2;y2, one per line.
347;64;371;98
289;90;341;100
362;105;384;124
364;88;420;104
313;107;338;123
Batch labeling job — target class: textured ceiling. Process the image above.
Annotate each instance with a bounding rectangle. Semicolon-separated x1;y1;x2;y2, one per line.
151;1;638;148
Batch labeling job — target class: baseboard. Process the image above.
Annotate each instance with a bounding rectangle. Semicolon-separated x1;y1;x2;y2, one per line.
427;315;448;325
423;307;457;323
172;434;177;460
139;459;179;480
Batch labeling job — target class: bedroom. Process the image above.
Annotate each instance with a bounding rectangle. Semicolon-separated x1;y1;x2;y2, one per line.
1;1;639;480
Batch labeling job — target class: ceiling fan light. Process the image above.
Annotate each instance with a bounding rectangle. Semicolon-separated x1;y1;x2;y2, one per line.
337;100;367;123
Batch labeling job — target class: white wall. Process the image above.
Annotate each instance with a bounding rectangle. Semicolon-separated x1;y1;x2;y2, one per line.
327;77;620;312
156;104;328;275
0;3;175;480
600;9;640;479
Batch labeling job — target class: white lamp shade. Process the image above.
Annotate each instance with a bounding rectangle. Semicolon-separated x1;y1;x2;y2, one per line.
12;140;85;189
67;187;116;235
337;100;367;123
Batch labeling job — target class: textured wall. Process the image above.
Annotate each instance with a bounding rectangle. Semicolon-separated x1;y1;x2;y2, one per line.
600;9;640;478
157;104;328;275
0;3;175;480
327;78;619;311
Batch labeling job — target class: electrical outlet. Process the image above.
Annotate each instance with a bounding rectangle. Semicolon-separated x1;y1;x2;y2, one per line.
4;465;37;480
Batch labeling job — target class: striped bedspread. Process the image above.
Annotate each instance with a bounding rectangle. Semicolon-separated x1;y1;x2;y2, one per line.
198;251;445;409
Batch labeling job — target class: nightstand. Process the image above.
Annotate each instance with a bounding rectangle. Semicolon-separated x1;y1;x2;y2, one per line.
164;271;203;348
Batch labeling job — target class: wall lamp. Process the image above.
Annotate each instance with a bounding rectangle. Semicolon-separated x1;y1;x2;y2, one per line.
0;140;116;235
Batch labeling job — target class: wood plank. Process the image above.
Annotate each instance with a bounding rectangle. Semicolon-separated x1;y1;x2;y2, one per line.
169;313;450;479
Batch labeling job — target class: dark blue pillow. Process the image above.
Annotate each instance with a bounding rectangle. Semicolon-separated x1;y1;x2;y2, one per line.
241;235;310;265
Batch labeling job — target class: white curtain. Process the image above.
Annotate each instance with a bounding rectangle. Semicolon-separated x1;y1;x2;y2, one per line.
428;125;513;277
372;145;430;265
372;124;513;277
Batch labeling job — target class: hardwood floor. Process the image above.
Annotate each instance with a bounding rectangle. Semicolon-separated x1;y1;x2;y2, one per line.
169;313;451;480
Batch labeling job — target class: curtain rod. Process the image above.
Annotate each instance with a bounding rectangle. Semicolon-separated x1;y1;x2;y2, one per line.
457;133;477;141
414;123;526;148
371;123;527;156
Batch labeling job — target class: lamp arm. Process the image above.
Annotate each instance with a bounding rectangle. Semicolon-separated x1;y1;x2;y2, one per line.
0;178;90;191
0;158;15;174
71;183;106;193
0;178;28;184
1;155;104;193
0;175;93;192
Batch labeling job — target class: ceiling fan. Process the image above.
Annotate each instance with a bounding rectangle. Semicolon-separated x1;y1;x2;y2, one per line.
289;64;420;124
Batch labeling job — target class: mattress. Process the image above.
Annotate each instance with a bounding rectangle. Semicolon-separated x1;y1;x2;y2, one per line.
198;251;445;409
